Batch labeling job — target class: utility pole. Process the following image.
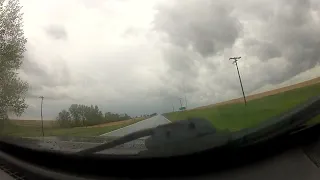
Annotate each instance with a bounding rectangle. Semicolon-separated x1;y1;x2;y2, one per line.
39;96;44;137
172;104;175;112
184;95;188;109
229;57;247;106
179;98;183;109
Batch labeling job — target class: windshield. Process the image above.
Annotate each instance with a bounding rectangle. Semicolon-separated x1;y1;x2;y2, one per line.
1;0;320;155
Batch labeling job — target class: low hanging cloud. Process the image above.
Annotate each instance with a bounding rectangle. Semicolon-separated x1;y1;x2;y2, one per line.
242;0;320;84
154;0;241;57
45;25;68;40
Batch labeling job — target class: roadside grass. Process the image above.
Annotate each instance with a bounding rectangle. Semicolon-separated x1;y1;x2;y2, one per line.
3;118;145;137
10;120;58;128
164;82;320;131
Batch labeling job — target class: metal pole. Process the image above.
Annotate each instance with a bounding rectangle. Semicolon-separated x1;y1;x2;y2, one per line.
179;98;183;108
39;96;44;136
185;95;188;109
229;57;247;106
235;61;247;105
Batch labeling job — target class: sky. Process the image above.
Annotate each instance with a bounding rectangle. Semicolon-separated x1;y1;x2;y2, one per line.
15;0;320;120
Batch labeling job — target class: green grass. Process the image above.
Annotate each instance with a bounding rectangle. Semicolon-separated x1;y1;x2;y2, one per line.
2;118;144;137
9;120;58;128
165;83;320;131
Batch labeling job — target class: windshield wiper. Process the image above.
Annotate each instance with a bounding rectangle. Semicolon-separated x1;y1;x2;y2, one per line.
77;95;320;156
78;117;228;156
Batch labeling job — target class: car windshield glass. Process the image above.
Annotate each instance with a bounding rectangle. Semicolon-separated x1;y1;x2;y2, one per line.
1;0;320;155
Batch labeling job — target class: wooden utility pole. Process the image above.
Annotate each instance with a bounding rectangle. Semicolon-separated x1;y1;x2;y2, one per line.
184;95;188;109
39;96;44;136
229;57;247;106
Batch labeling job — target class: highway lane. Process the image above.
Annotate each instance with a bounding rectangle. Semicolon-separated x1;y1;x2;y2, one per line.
100;115;171;137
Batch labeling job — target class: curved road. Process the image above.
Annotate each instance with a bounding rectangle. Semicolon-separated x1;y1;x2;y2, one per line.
100;115;171;137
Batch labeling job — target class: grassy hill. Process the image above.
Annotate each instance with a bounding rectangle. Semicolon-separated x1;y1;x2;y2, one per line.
194;77;320;110
164;77;320;131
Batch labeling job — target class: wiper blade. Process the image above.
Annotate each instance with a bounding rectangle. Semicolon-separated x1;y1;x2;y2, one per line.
78;95;320;156
77;128;154;154
78;118;230;156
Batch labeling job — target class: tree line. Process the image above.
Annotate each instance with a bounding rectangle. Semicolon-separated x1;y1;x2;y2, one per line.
56;104;133;128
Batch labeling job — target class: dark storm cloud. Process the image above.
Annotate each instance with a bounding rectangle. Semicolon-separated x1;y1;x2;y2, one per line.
153;0;242;97
154;0;320;99
22;53;71;88
163;46;198;77
244;39;282;61
21;49;74;100
154;0;241;58
243;0;320;85
158;45;203;95
45;25;68;40
26;91;74;100
22;55;46;76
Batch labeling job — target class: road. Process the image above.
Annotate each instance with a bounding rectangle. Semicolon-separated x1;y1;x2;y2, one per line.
100;115;171;137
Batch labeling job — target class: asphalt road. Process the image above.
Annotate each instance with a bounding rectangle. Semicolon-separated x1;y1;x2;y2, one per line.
100;115;171;137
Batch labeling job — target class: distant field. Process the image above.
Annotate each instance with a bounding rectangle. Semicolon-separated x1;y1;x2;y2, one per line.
9;117;145;129
88;117;145;128
4;117;145;137
165;78;320;131
10;120;58;128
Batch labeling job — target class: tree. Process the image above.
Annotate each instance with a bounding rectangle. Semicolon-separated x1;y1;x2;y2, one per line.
56;104;132;128
56;109;71;128
0;0;28;133
69;104;80;126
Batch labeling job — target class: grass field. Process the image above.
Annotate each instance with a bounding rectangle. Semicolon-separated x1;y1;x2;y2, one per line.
164;81;320;131
3;118;145;137
195;77;320;110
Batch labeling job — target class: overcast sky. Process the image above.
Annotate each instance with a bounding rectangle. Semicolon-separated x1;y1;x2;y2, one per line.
15;0;320;120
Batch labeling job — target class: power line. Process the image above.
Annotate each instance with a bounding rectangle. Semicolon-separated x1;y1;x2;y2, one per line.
229;57;247;106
